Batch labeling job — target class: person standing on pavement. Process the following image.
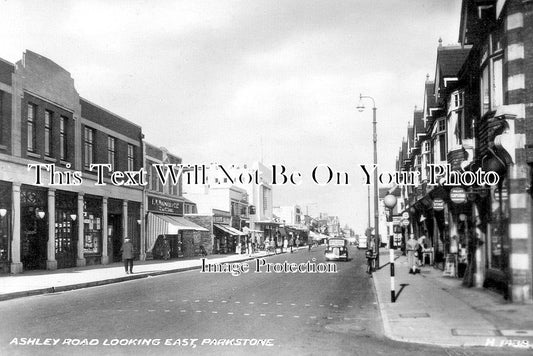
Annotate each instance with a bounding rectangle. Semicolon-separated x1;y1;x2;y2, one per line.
418;235;427;266
121;237;134;274
406;234;419;274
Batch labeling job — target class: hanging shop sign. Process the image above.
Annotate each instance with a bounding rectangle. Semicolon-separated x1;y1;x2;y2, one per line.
432;198;444;211
450;187;466;204
401;212;409;219
492;187;508;201
401;219;410;226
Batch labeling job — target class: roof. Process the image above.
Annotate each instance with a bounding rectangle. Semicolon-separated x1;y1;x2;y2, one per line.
436;46;471;78
424;80;437;113
407;125;414;150
413;110;424;135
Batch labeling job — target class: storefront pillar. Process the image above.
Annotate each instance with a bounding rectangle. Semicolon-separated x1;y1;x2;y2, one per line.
10;183;23;274
139;203;146;261
101;197;109;264
122;200;128;239
76;193;86;267
46;189;57;270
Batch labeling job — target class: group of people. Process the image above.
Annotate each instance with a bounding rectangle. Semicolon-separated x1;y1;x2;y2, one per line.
406;234;427;274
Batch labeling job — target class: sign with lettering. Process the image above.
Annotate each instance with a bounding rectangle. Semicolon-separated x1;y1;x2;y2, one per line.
432;198;444;211
147;195;183;215
450;187;466;204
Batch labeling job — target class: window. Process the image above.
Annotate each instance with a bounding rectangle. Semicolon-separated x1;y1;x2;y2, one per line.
0;94;3;145
480;25;504;114
437;119;446;133
107;137;116;171
439;135;446;161
44;110;52;156
262;186;269;213
84;127;95;169
27;103;37;152
150;164;159;191
59;117;67;160
127;144;134;171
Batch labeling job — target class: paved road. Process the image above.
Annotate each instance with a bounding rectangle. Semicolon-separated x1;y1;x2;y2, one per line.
0;246;526;355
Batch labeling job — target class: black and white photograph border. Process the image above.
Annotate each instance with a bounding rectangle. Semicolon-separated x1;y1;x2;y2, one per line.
0;1;533;355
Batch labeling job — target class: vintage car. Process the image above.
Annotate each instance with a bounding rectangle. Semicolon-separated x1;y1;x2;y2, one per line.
324;238;349;261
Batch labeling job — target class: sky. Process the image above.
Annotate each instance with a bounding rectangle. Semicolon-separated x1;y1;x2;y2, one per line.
0;0;462;233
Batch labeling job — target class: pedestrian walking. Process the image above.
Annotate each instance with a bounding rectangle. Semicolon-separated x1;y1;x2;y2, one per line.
406;234;419;274
121;237;134;274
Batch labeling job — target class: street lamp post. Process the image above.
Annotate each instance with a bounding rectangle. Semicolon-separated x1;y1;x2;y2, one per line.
357;94;379;268
384;193;398;302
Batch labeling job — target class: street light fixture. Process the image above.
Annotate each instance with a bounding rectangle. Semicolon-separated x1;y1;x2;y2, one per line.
357;93;380;268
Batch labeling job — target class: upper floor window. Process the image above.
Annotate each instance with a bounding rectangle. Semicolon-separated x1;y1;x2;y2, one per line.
84;127;95;169
44;110;53;156
437;119;446;133
27;103;37;152
480;24;504;114
59;117;68;160
453;91;463;109
107;136;116;171
127;144;134;171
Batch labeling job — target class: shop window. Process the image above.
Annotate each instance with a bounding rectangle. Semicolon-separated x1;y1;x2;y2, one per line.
44;110;53;156
83;197;102;255
489;181;508;270
27;103;37;152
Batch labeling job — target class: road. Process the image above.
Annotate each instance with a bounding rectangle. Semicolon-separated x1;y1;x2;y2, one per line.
0;246;525;355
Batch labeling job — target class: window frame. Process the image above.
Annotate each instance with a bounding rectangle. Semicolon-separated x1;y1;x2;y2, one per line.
59;116;68;161
27;103;37;153
107;136;116;171
83;126;95;169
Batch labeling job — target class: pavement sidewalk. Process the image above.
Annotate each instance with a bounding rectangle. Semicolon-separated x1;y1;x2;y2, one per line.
372;250;533;349
0;251;274;301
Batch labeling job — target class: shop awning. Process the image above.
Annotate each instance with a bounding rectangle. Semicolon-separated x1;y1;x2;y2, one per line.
309;231;328;241
225;226;247;236
214;224;238;235
243;227;262;234
155;214;208;234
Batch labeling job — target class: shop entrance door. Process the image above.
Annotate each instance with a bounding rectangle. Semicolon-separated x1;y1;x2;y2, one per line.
108;214;122;262
20;187;47;270
55;191;77;269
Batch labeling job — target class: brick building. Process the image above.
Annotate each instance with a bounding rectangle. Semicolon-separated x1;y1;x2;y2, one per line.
395;0;533;302
0;50;143;273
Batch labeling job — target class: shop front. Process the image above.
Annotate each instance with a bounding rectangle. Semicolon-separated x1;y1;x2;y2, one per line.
145;195;207;259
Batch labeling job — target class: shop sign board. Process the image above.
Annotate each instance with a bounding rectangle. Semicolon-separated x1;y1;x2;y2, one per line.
450;187;466;204
147;195;183;215
392;216;401;225
433;198;444;211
